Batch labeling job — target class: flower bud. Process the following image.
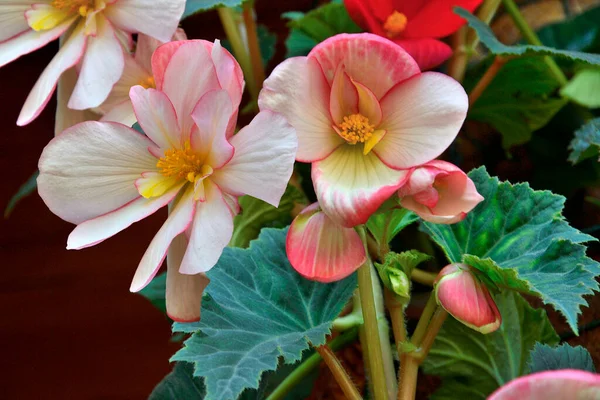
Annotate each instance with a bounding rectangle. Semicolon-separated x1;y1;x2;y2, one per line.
376;261;411;299
434;263;501;334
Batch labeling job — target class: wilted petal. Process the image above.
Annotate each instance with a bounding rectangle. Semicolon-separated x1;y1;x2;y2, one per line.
287;203;366;282
376;72;468;169
212;111;297;207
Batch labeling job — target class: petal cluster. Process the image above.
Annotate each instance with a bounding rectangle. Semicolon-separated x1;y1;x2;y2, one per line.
344;0;483;69
38;40;297;321
0;0;186;126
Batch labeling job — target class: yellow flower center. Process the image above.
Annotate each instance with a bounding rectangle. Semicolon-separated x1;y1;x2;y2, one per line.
337;114;375;145
156;141;211;183
383;11;408;38
51;0;94;17
139;76;156;89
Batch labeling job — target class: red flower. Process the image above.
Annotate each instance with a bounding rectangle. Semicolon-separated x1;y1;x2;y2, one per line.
344;0;482;70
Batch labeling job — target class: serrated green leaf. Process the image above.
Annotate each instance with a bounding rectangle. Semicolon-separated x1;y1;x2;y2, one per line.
455;7;600;65
536;6;600;52
422;167;600;333
150;362;206;399
284;2;361;58
423;291;559;400
139;272;167;313
4;170;38;218
569;118;600;164
468;57;567;148
183;0;244;18
171;228;357;400
561;68;600;108
366;208;419;245
229;185;306;248
528;343;596;373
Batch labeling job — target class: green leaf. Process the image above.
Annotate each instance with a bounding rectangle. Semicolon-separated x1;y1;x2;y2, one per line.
229;185;306;248
569;118;600;164
171;228;357;400
455;7;600;66
561;68;600;108
138;272;167;314
528;343;596;373
423;291;560;400
422;167;600;333
468;57;567;148
4;170;38;218
536;6;600;52
183;0;243;18
284;2;361;57
366;208;419;245
150;362;206;400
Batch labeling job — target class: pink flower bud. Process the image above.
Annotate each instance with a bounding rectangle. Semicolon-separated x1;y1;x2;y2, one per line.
434;263;501;334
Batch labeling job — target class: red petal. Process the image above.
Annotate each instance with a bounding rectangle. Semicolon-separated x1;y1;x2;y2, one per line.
404;0;483;39
392;38;452;70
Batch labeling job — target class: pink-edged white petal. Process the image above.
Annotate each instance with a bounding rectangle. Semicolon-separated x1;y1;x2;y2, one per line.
103;0;185;43
99;99;136;126
130;186;195;292
353;79;382;126
376;72;468;169
159;41;221;136
151;40;185;90
55;66;100;135
16;20;86;126
179;181;234;274
312;145;410;227
259;57;343;162
130;85;181;149
488;370;600;400
330;64;358;125
98;52;150;114
0;15;75;67
287;203;366;282
190;89;234;169
166;234;210;322
135;29;186;71
38;121;159;225
212;111;297;207
0;4;31;42
67;182;183;250
309;33;420;99
68;16;125;110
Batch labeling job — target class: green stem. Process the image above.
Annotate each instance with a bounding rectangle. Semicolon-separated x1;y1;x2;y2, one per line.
266;328;359;400
468;0;502;48
217;7;256;97
501;0;568;85
417;308;448;360
410;269;436;287
333;290;363;331
397;356;419;400
242;1;264;107
410;293;437;347
316;345;363;400
357;226;389;400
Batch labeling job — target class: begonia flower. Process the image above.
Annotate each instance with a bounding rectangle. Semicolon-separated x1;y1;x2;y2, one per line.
435;263;501;334
398;160;483;224
343;0;482;69
0;0;185;126
37;40;297;321
488;370;600;400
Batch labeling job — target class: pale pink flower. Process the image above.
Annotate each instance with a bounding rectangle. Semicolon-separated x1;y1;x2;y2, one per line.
0;0;185;126
259;33;468;228
37;40;297;321
488;370;600;400
398;160;484;224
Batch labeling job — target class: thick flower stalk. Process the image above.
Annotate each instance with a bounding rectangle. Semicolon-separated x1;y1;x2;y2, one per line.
259;33;468;281
0;0;185;126
398;160;483;224
343;0;482;69
37;40;297;321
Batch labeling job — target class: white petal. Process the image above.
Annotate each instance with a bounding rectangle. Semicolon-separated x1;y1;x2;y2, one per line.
38;121;159;224
0;4;30;42
130;186;195;292
99;99;136;126
55;66;100;135
179;181;234;274
212;111;297;206
130;86;181;149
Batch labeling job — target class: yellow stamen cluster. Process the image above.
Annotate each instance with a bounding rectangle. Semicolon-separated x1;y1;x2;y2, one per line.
51;0;94;17
139;76;156;89
383;11;408;38
156;142;206;183
337;114;374;145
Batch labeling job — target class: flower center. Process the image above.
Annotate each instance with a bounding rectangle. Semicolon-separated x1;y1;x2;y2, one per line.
336;114;375;145
51;0;95;17
383;11;408;38
156;141;212;183
138;76;156;89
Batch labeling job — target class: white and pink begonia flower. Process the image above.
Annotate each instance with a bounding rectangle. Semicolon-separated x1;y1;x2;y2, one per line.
0;0;185;126
398;160;484;224
37;40;297;321
259;33;468;281
488;370;600;400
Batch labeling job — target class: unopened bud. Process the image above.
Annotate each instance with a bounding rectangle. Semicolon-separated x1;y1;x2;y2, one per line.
435;263;501;334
